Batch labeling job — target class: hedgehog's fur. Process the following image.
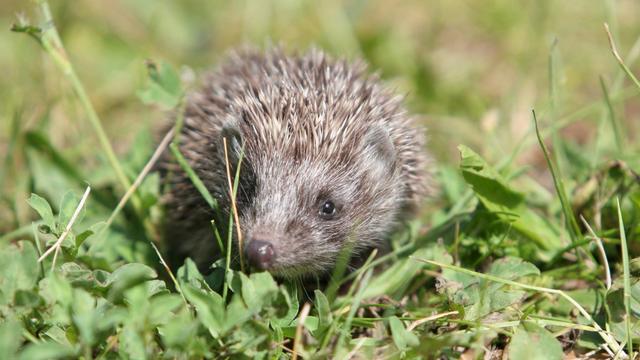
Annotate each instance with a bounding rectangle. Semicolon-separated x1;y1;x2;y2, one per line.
161;47;432;279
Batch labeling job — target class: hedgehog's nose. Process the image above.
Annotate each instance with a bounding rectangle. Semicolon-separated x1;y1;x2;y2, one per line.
246;239;276;270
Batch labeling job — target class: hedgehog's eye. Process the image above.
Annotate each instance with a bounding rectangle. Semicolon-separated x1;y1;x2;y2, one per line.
319;200;336;219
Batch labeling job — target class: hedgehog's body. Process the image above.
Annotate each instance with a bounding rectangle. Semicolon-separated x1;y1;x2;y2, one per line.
162;48;431;278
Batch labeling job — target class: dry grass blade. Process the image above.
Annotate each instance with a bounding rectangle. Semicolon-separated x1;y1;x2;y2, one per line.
605;23;640;91
99;128;189;307
580;214;612;290
292;302;312;360
406;311;459;331
345;337;367;360
38;186;91;265
105;127;174;228
148;240;188;307
223;137;245;273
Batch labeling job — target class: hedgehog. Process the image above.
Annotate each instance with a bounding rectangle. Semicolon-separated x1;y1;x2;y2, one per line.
161;47;431;279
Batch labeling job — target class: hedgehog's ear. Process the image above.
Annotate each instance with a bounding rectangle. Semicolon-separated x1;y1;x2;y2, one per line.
363;125;396;178
219;124;244;166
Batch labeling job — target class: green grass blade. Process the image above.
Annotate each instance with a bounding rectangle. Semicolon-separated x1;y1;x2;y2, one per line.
532;109;582;246
334;268;373;356
169;143;217;210
599;76;624;153
325;238;356;303
210;220;225;255
548;38;568;175
616;197;633;357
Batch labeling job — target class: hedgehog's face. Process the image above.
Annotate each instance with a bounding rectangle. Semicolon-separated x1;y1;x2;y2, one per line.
227;124;405;279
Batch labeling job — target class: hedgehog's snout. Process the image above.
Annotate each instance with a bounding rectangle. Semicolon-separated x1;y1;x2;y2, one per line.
245;237;276;271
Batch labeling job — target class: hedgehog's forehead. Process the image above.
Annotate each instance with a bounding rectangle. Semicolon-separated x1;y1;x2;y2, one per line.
232;76;402;165
243;120;361;166
232;76;384;142
247;139;354;173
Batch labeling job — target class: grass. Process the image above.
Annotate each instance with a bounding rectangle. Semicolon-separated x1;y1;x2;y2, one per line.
12;2;132;195
1;0;640;358
617;197;633;357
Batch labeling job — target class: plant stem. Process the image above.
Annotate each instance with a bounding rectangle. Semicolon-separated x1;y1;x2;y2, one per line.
36;1;133;194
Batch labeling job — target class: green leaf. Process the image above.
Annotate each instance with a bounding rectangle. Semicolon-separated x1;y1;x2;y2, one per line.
71;288;98;345
0;241;40;305
182;284;225;338
271;284;298;328
58;190;83;233
281;316;319;338
442;257;540;320
605;279;640;343
177;258;213;292
488;257;540;279
138;172;160;210
145;279;169;297
158;307;198;349
27;193;56;230
137;61;183;109
508;322;563;360
74;221;104;248
43;272;74;308
60;262;110;293
96;307;128;333
389;316;419;351
459;145;525;212
438;165;467;203
13;289;43;308
107;263;157;302
223;294;252;333
240;271;279;310
18;342;76;360
119;324;146;360
541;288;601;316
148;294;184;326
314;289;332;333
364;243;452;298
458;145;564;253
0;318;23;357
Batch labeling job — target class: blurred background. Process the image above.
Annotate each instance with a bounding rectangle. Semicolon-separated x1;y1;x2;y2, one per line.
1;0;639;233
